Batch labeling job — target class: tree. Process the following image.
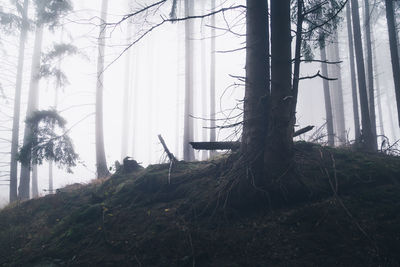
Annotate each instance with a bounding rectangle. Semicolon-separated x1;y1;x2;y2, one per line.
320;43;335;146
264;0;292;175
9;0;29;202
384;0;400;127
183;0;195;161
18;110;78;173
350;0;376;151
241;0;269;178
345;0;361;140
121;16;133;161
209;0;217;158
200;0;208;160
363;0;377;142
328;30;346;144
95;0;110;178
18;0;73;200
18;24;44;200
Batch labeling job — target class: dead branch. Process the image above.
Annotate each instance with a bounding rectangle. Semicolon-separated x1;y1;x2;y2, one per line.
158;134;177;163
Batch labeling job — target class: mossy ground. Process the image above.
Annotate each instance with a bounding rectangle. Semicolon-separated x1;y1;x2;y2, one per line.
1;142;400;266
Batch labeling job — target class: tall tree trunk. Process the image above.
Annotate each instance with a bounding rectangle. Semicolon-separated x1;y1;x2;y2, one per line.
371;26;385;140
121;21;132;161
18;24;44;200
9;0;29;202
95;0;110;178
200;0;208;160
265;0;292;175
48;26;64;194
350;0;376;151
291;0;303;134
183;0;195;161
384;0;400;127
345;1;361;140
363;0;377;144
209;0;217;157
242;0;269;167
31;165;38;197
330;31;346;144
320;45;335;146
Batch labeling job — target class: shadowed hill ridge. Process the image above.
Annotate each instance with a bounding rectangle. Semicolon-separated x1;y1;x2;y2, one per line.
1;142;400;266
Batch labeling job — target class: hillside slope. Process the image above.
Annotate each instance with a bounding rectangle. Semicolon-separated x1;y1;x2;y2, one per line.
1;142;400;266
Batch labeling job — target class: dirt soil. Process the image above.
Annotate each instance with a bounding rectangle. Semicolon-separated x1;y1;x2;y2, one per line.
1;142;400;266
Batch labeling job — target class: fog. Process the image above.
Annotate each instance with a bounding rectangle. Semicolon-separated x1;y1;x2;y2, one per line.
0;0;399;207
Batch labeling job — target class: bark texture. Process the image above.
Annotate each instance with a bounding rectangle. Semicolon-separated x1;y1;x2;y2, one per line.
242;0;269;166
265;0;292;175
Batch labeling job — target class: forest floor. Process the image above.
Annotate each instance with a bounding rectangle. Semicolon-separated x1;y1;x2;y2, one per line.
1;142;400;266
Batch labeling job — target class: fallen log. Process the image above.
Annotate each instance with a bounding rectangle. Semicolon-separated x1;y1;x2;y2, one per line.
189;126;314;151
189;141;240;151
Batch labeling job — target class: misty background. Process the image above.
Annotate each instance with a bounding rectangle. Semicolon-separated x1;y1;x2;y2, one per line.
0;0;399;206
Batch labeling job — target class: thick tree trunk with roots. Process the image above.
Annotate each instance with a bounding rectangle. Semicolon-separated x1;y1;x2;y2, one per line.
95;0;110;178
9;0;29;202
241;0;269;175
264;0;293;177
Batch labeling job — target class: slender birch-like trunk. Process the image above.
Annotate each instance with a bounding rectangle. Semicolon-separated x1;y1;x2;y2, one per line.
9;0;29;202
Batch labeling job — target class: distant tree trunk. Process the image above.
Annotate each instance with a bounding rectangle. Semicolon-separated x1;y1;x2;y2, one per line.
183;0;195;161
9;0;29;202
363;0;377;143
242;0;269;171
345;1;361;141
320;45;335;147
384;0;400;127
95;0;110;178
265;0;293;174
31;165;38;198
329;31;346;144
48;26;65;193
350;0;376;151
18;24;44;200
121;21;132;161
371;27;385;139
209;0;217;158
200;0;208;160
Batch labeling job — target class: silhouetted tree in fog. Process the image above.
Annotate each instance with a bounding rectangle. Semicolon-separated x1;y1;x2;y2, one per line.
183;0;195;161
9;0;29;202
320;43;335;146
350;0;376;151
384;0;400;127
345;1;361;140
363;0;377;143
